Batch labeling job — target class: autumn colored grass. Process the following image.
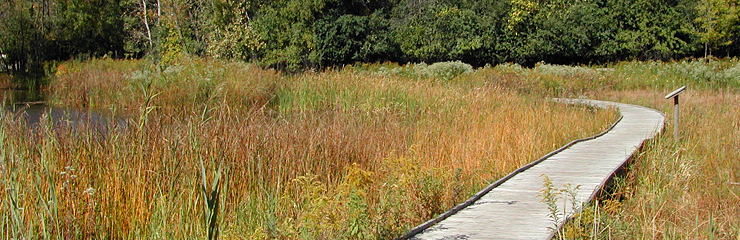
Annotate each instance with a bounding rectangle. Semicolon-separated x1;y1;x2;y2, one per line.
0;57;616;239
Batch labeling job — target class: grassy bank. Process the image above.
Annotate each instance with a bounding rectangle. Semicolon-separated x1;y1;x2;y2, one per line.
1;58;615;239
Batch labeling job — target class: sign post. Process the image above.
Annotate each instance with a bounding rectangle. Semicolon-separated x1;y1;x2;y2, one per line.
664;86;686;142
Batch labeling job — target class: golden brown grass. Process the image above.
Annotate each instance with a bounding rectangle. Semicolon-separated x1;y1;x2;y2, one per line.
0;58;615;239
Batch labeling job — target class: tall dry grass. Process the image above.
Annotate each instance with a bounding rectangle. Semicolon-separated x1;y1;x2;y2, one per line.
0;58;614;239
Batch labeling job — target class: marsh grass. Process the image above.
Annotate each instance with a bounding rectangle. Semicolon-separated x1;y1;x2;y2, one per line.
0;58;615;239
4;57;737;239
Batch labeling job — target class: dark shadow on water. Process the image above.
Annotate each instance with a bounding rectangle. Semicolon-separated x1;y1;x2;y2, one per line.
1;75;128;137
1;88;45;104
7;103;128;133
2;89;128;136
0;73;46;103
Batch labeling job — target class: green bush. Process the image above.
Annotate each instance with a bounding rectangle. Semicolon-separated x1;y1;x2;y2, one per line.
423;61;475;81
535;62;597;77
377;61;474;81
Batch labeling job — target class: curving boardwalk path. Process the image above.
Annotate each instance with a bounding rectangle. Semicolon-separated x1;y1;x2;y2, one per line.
407;99;665;240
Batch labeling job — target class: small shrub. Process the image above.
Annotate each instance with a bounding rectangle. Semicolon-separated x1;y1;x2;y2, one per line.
535;62;597;77
721;64;740;88
540;174;584;239
540;174;562;233
493;62;525;73
422;61;474;81
376;61;474;81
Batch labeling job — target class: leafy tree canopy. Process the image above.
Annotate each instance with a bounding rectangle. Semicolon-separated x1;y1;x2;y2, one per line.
1;0;737;73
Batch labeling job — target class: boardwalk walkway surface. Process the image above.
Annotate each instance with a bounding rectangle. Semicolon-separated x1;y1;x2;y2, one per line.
408;99;665;240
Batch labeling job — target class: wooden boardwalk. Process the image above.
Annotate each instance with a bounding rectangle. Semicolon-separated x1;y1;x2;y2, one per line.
407;99;665;240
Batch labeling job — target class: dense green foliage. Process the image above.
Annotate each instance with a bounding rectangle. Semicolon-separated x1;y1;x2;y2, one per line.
1;0;739;73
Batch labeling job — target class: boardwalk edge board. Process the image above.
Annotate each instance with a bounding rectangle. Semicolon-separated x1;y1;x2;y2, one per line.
400;98;665;240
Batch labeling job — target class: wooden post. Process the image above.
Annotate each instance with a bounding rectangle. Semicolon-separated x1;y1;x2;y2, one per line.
673;95;679;141
665;86;686;142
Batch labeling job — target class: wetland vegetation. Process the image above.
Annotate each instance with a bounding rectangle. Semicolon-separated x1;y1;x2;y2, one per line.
1;57;738;239
1;0;739;238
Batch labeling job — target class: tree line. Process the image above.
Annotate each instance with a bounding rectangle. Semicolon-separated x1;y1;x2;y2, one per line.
1;0;738;74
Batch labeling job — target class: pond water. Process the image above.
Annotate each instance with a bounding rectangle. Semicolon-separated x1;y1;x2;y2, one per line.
6;103;125;130
2;90;127;133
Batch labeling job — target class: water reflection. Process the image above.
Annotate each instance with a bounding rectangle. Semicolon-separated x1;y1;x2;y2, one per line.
6;103;128;134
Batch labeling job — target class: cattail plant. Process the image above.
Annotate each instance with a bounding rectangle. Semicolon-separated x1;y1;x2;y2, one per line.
200;159;224;240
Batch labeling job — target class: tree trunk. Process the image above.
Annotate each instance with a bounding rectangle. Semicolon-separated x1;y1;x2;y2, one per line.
142;0;153;48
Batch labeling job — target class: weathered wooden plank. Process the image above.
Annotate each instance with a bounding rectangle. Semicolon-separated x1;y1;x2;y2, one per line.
408;99;664;240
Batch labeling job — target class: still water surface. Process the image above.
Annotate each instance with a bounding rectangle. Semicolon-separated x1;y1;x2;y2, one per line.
6;103;127;133
1;78;127;132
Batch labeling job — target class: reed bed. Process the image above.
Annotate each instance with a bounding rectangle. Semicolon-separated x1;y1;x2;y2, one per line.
0;58;614;239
